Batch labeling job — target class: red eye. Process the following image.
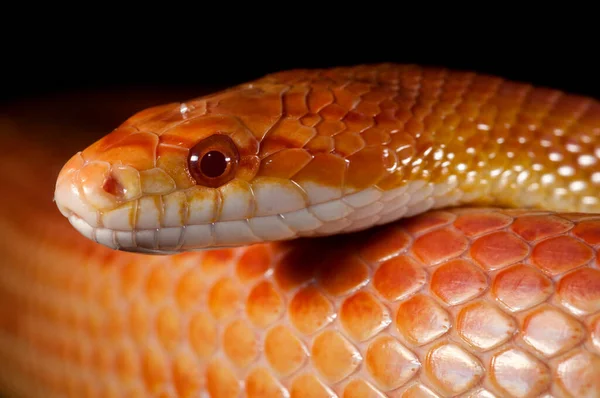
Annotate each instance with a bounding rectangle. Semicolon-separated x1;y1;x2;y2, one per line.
188;134;239;188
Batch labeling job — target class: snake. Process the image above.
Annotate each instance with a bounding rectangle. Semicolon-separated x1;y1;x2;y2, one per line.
1;63;599;397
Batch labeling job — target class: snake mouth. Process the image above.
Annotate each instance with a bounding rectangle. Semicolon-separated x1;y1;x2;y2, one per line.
67;213;257;254
64;188;400;254
61;179;461;254
66;204;348;254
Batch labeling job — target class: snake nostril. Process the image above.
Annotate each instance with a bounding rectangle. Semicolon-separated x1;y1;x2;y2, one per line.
103;174;124;198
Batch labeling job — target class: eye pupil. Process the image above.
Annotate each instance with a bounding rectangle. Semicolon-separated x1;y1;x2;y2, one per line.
188;134;239;188
200;150;228;178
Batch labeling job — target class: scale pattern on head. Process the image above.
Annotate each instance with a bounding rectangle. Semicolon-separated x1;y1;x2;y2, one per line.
54;63;600;252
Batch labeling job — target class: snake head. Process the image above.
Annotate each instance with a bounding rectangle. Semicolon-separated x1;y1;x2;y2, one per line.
55;79;404;254
53;85;308;254
53;90;269;254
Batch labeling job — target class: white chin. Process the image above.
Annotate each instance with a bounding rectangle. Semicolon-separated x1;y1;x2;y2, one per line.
66;213;296;254
64;181;449;254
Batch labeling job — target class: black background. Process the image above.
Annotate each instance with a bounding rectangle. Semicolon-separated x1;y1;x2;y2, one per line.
2;19;598;103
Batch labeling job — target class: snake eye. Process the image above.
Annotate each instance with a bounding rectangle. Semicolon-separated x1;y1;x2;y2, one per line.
188;134;239;188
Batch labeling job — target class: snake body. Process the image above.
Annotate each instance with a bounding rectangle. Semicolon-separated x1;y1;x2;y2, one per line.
1;63;600;397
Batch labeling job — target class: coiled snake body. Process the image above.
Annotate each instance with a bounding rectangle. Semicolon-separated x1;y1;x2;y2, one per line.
1;64;600;397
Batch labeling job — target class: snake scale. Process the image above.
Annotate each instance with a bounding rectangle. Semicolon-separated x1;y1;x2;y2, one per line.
1;63;599;397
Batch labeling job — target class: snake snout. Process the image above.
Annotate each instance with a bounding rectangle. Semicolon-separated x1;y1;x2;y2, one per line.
54;153;97;224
